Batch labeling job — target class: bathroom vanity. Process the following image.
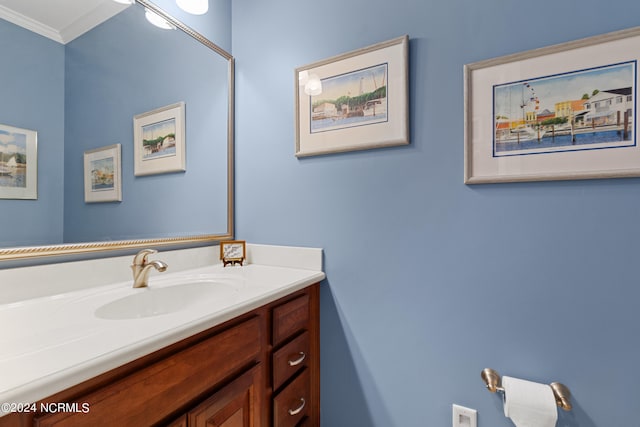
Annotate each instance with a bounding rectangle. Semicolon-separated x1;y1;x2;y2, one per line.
0;245;324;426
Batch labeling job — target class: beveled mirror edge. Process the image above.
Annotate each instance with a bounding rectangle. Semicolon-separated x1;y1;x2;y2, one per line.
0;0;235;262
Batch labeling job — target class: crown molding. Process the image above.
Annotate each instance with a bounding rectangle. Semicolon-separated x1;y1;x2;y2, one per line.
0;1;128;44
0;3;63;43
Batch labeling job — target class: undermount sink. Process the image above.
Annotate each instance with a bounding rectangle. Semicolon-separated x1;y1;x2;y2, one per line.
94;281;238;320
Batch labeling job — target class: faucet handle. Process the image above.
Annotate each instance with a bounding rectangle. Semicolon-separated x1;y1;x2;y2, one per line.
133;248;158;266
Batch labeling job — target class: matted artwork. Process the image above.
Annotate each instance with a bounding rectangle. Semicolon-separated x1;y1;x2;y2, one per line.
295;36;409;157
0;123;37;199
133;102;186;176
84;144;122;203
465;27;640;183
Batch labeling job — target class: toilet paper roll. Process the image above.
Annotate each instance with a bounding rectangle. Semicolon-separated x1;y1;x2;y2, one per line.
502;376;558;427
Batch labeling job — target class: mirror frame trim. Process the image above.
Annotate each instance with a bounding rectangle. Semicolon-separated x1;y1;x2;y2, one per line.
0;0;234;261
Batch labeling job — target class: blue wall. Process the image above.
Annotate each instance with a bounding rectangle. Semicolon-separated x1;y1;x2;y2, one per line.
0;20;65;246
152;0;231;51
63;5;229;242
232;1;640;426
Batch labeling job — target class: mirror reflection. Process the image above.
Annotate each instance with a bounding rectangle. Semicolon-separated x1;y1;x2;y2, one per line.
0;0;233;255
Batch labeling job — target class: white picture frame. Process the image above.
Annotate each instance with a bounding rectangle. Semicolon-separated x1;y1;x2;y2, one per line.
295;36;409;157
465;27;640;184
133;102;186;176
0;123;37;200
84;144;122;203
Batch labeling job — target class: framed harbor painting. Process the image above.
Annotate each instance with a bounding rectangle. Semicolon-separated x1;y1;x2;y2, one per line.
84;144;122;203
134;102;186;176
295;35;409;157
464;27;640;184
0;123;37;200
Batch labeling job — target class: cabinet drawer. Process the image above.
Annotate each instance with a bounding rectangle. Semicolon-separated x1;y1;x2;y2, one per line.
272;294;309;346
273;369;310;427
34;317;262;427
272;331;310;391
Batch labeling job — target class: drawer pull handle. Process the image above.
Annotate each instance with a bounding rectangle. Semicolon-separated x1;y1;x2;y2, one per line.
288;352;306;367
288;398;306;416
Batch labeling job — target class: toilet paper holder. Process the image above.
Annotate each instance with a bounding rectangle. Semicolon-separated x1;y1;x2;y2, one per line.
481;368;572;411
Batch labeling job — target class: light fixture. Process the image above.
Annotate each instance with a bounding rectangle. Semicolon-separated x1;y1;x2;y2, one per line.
298;70;310;86
176;0;208;15
144;8;175;30
304;74;322;96
111;0;135;4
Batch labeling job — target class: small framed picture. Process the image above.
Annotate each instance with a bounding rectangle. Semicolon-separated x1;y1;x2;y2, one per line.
84;144;122;203
133;102;186;176
0;123;37;200
220;240;246;267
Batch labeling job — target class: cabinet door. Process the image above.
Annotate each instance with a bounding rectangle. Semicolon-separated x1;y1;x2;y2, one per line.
188;364;263;427
34;317;262;427
166;415;187;427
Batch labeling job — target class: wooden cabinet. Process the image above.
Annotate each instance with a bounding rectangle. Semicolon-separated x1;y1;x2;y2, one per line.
270;288;320;426
187;364;262;427
273;369;309;427
272;331;310;390
0;284;320;427
33;317;262;427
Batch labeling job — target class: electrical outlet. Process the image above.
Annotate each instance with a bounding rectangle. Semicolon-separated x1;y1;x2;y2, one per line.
452;404;477;427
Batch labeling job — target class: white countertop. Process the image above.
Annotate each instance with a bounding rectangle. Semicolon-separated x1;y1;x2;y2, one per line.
0;245;324;416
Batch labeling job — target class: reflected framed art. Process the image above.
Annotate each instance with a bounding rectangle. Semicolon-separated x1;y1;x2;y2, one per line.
134;102;186;176
84;144;122;203
0;123;37;200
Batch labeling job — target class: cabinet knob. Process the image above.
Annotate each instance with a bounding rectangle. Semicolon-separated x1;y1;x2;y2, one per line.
288;398;306;416
288;352;306;367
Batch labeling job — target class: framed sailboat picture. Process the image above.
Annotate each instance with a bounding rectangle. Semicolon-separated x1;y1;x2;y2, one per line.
133;102;186;176
0;123;37;200
464;26;640;183
295;36;409;157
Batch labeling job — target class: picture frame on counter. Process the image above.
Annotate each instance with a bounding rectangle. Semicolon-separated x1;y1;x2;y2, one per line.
464;26;640;184
295;35;410;157
220;240;246;267
83;144;122;203
133;102;186;176
0;123;37;200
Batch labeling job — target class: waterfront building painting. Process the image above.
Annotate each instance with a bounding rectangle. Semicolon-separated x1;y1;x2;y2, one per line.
296;36;408;157
493;61;635;157
90;157;115;191
310;63;388;133
83;144;121;203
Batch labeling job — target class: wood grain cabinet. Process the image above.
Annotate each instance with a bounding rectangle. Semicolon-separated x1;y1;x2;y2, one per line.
270;291;320;427
0;284;320;427
186;364;263;427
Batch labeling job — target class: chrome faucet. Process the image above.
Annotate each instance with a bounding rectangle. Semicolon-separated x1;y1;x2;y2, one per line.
131;249;168;288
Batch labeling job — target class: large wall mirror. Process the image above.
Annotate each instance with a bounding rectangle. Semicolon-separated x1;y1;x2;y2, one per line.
0;0;234;261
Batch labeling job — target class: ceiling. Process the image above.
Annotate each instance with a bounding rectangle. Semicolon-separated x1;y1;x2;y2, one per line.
0;0;129;44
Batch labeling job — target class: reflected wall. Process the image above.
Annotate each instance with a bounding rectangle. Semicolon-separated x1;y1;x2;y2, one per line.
0;0;231;247
63;5;228;243
0;20;64;246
